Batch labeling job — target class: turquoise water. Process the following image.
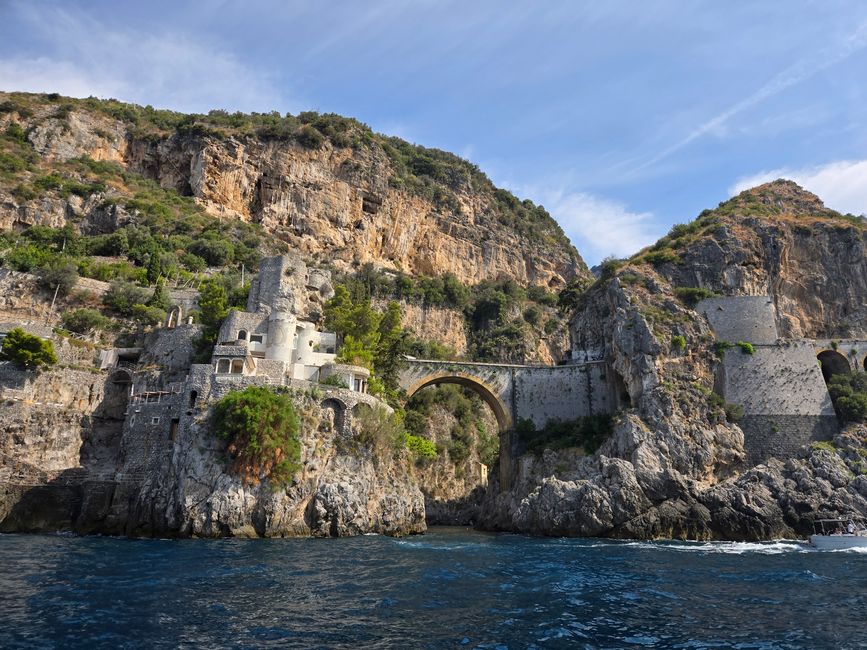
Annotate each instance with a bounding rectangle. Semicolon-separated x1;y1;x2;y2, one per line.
0;528;865;649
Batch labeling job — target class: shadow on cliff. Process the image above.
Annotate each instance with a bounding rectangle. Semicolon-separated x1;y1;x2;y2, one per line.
0;369;130;534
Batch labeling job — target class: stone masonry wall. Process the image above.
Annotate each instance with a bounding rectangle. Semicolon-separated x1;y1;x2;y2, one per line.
739;415;837;466
697;296;779;345
513;363;611;429
720;342;836;417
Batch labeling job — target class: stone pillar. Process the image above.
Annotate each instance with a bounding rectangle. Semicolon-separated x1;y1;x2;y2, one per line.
266;311;296;362
294;322;317;366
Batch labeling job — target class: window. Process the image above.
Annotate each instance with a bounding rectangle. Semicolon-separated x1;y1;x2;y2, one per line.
238;330;248;341
250;334;264;344
170;418;179;440
189;390;198;408
151;416;160;425
217;359;231;373
231;359;244;374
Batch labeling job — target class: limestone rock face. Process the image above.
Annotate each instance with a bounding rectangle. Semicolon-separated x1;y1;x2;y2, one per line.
0;95;586;289
662;182;867;338
0;379;425;537
479;182;867;540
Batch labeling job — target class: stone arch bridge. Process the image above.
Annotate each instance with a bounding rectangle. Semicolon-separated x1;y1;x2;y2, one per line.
398;359;617;489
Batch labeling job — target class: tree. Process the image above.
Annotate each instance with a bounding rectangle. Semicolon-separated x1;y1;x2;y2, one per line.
214;387;301;486
61;308;112;335
37;260;79;297
131;304;166;327
145;245;162;285
103;280;149;316
374;300;407;388
146;277;171;311
198;278;228;331
0;328;57;370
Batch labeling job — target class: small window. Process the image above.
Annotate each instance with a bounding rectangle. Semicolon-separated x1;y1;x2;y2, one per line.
129;415;136;426
217;359;231;373
170;418;179;440
151;416;160;425
231;359;244;374
250;334;264;344
189;390;198;408
238;330;248;341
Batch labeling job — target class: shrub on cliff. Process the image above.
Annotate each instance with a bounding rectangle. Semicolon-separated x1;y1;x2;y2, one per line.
404;433;437;460
61;308;113;335
0;328;57;370
674;287;717;308
828;372;867;423
36;260;79;297
213;386;301;487
103;280;150;316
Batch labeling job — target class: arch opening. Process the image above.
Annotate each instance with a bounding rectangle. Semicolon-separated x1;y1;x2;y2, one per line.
403;381;502;522
863;355;867;372
818;350;850;384
320;398;346;434
404;373;511;432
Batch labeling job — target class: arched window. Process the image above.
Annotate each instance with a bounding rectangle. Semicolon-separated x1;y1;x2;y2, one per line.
217;359;231;374
189;390;198;408
231;359;244;374
238;330;248;341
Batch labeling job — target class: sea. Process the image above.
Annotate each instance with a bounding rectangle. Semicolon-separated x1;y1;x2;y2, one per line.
0;528;864;649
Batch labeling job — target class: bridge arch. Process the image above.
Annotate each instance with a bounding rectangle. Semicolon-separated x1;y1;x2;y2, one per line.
404;371;512;432
817;349;850;384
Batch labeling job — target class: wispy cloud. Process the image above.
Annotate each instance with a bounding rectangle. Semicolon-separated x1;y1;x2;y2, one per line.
628;19;867;174
730;159;867;216
510;183;661;265
0;3;291;113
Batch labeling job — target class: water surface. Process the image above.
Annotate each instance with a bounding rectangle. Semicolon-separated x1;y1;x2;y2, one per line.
1;528;865;649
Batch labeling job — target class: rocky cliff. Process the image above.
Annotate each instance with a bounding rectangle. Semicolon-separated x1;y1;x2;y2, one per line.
480;182;867;540
0;364;425;538
0;92;587;289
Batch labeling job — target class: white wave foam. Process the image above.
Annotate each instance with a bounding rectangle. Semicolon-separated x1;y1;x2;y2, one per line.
616;540;812;554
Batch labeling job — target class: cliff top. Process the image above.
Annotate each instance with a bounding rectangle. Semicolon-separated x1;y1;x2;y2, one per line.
0;91;585;274
712;179;856;223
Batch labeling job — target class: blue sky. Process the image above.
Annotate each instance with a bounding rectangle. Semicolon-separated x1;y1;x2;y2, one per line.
2;1;866;264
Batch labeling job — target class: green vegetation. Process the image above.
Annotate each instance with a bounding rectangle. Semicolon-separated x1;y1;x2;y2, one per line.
713;340;734;358
706;391;744;423
0;328;58;370
671;335;686;351
404;384;498;466
61;308;113;335
213;386;301;487
319;374;349;389
1;92;577;252
810;440;838;453
404;433;437;460
736;341;755;355
36;260;79;297
518;414;613;454
352;404;406;457
323;287;407;397
674;287;717;308
828;372;867;423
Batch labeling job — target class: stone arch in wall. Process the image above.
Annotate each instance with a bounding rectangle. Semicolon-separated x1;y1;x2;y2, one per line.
863;355;867;372
320;398;347;434
817;349;850;384
166;306;183;329
403;372;512;432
